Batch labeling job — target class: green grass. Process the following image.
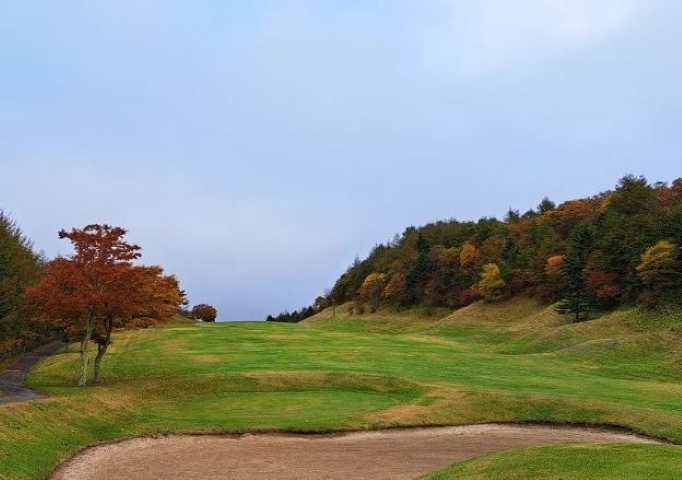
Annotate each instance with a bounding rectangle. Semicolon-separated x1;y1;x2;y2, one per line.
420;444;682;480
1;300;682;478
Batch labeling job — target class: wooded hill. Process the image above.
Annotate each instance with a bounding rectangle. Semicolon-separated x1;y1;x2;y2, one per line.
0;211;48;355
270;175;682;322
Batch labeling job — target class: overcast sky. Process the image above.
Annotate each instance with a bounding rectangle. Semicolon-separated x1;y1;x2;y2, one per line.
2;1;681;319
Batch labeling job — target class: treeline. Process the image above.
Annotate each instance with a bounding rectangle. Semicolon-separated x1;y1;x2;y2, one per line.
275;175;682;322
0;211;50;355
266;305;317;323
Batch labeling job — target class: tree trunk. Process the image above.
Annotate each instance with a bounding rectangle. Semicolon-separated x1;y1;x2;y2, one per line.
93;341;109;384
78;336;89;387
78;318;95;387
93;317;114;384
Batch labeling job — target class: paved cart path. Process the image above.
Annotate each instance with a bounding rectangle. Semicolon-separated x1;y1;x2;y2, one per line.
0;341;63;405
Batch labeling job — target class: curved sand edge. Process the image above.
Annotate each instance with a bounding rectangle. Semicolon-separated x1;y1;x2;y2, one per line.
51;424;663;480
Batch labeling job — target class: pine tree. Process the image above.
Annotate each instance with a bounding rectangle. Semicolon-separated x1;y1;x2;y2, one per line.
564;222;594;321
405;233;430;304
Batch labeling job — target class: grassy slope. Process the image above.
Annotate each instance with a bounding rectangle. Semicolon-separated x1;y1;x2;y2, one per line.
1;301;682;478
420;444;682;480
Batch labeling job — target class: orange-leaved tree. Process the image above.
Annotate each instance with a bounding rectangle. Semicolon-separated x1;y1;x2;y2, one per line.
24;225;180;386
357;273;387;312
191;303;217;322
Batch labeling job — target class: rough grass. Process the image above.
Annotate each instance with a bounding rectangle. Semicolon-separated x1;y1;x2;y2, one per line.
2;300;682;478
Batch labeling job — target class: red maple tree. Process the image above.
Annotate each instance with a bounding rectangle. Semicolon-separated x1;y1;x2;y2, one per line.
191;303;217;322
24;225;180;386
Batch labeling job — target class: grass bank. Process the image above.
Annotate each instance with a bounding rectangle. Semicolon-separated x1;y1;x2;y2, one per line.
420;443;682;480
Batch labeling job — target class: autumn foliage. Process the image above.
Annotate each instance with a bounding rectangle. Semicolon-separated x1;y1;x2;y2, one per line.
636;240;681;306
191;303;218;322
294;175;682;321
24;225;180;386
477;263;506;302
357;273;387;312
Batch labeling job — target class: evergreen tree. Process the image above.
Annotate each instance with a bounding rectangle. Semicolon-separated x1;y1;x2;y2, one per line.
564;222;594;320
598;175;664;300
0;211;44;351
405;232;430;304
537;197;556;213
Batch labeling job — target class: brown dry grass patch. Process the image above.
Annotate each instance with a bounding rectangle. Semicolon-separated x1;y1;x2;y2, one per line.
158;337;190;355
189;354;222;364
366;387;466;425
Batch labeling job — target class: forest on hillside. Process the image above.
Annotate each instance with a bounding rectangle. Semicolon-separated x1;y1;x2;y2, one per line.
0;212;49;356
269;175;682;322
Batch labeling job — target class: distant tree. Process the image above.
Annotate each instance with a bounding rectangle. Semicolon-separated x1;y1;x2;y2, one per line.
358;273;387;312
537;197;556;213
428;246;463;307
564;222;594;320
381;272;408;307
480;235;507;264
550;199;600;238
585;269;621;307
477;263;506;302
313;295;329;312
459;241;479;275
599;175;664;299
177;288;190;315
24;225;180;386
266;303;319;323
636;240;681;306
459;286;481;306
0;211;44;350
543;254;567;302
405;233;431;304
191;303;217;322
328;257;373;305
505;209;521;223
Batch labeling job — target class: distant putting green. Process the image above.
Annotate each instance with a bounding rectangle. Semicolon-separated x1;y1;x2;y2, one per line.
2;299;682;479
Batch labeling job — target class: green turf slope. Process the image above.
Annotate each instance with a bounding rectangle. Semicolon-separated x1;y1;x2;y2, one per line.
0;300;681;478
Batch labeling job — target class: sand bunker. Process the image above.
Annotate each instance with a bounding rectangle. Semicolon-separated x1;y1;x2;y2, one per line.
51;424;659;480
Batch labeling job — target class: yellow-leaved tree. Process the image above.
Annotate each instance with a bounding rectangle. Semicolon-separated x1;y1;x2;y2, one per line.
459;241;479;276
544;254;567;302
477;263;506;302
636;240;680;306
